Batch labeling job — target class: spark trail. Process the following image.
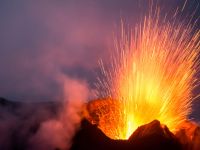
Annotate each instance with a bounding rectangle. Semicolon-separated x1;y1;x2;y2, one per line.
85;8;200;140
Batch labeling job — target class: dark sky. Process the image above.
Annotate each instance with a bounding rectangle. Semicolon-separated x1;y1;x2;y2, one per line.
0;0;199;119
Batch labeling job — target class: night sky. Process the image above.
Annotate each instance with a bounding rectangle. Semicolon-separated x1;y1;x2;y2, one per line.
0;0;199;121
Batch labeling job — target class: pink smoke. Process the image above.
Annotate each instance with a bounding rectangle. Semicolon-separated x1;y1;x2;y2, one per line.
28;76;89;150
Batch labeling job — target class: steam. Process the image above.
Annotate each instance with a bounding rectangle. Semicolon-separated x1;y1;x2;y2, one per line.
28;77;89;150
0;76;89;150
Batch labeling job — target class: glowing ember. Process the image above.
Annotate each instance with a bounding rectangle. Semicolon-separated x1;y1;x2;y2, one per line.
85;9;200;140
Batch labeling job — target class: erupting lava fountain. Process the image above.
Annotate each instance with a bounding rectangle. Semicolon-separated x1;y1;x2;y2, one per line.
84;8;200;140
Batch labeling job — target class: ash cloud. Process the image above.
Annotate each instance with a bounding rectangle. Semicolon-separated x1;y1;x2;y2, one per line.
0;0;199;103
0;0;112;101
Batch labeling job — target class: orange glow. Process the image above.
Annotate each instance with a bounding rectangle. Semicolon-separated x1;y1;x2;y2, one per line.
85;10;200;140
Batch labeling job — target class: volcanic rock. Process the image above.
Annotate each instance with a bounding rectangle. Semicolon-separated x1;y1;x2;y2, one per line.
175;121;200;150
71;119;182;150
128;120;181;150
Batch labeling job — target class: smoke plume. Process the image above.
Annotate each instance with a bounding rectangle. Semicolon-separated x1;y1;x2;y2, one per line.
0;76;90;150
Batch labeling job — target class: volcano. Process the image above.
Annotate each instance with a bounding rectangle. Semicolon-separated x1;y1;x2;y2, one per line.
71;119;181;150
70;98;200;150
71;118;200;150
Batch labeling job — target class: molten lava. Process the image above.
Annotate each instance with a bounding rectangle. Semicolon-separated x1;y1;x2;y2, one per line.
84;10;200;140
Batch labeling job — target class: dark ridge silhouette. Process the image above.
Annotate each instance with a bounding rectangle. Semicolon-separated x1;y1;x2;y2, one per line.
71;119;182;150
